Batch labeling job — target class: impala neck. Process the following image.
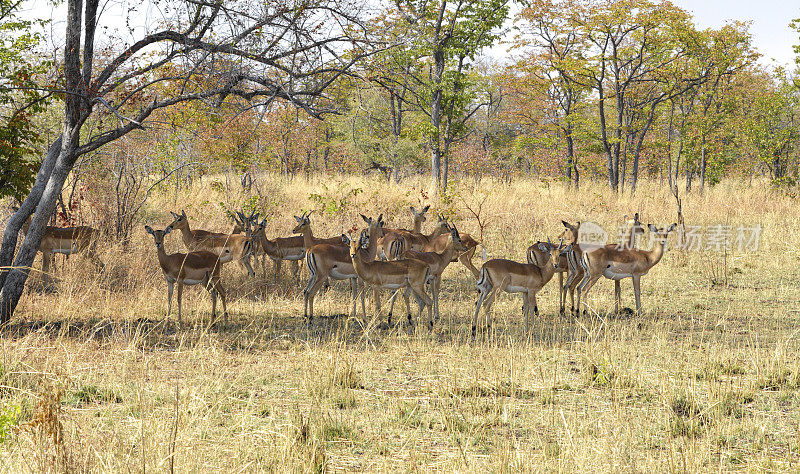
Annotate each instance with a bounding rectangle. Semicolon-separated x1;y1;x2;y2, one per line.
154;241;171;269
299;225;315;250
365;225;381;261
646;238;669;267
412;217;423;233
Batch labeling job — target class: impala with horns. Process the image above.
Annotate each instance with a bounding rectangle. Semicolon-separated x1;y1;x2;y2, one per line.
423;229;481;278
473;240;568;338
575;223;676;315
381;213;450;261
169;210;255;277
145;225;228;325
13;206;104;289
349;230;434;329
560;213;645;315
302;215;384;323
292;211;352;251
393;223;467;322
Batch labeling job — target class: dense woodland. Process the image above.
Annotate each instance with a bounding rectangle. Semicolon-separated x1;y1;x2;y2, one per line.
0;0;799;320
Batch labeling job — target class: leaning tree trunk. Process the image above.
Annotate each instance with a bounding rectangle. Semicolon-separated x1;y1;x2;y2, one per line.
0;0;87;323
0;138;62;292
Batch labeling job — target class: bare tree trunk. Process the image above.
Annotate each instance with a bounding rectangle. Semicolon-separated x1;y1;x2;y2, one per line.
699;135;706;191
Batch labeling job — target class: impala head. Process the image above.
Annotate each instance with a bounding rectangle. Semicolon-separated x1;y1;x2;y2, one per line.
145;225;174;249
435;213;450;233
169;210;189;229
537;239;571;269
648;223;677;245
448;223;468;253
410;205;430;222
347;230;369;258
292;211;312;234
624;212;646;243
361;213;385;235
560;220;580;244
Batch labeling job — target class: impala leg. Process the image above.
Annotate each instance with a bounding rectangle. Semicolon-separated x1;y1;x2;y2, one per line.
460;247;480;278
291;259;300;284
473;287;488;340
433;275;442;322
409;283;433;330
42;251;53;290
402;287;413;328
242;256;255;278
632;275;642;314
558;272;565;315
176;280;184;326
577;273;601;317
483;287;497;335
216;278;228;324
273;258;282;283
205;274;217;321
166;279;174;317
530;291;539;334
613;280;621;314
358;278;367;321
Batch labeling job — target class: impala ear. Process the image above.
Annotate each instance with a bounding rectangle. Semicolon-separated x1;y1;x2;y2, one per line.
378;213;384;225
667;223;677;233
422;205;430;213
361;214;370;224
164;225;173;234
410;206;416;214
538;242;549;252
562;220;571;229
181;210;186;218
341;233;350;244
294;215;302;223
145;225;154;235
648;223;658;233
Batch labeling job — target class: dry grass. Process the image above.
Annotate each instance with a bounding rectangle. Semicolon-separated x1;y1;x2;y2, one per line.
1;173;799;471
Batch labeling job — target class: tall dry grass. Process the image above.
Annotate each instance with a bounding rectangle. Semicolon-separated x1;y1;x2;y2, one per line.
0;172;798;471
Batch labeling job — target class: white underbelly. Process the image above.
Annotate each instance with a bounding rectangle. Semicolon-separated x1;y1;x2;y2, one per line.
505;285;527;293
51;248;75;255
182;279;203;285
330;269;354;280
284;253;304;261
603;269;633;280
382;283;404;290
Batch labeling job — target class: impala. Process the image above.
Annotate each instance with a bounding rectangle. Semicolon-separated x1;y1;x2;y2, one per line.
575;223;676;315
377;205;429;260
302;215;384;323
349;231;434;329
381;214;450;261
422;229;481;278
250;218;306;282
527;240;569;314
394;223;467;322
292;211;351;250
473;240;567;338
169;210;255;277
561;213;645;315
15;207;104;289
145;225;228;325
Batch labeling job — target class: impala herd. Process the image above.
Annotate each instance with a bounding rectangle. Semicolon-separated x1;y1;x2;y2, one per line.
12;205;677;336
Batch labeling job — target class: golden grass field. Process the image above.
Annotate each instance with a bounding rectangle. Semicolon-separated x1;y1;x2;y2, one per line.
1;174;800;472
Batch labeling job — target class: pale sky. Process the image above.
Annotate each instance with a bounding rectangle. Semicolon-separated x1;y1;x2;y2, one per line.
672;0;799;68
21;0;800;70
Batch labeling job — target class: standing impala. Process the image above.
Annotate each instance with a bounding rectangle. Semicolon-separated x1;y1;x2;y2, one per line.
381;214;450;261
473;240;567;338
576;223;676;315
302;215;384;323
249;218;305;283
396;223;468;322
292;211;351;250
14;207;104;289
422;229;481;278
349;231;434;329
527;240;569;313
169;210;255;277
561;213;645;315
145;225;228;325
